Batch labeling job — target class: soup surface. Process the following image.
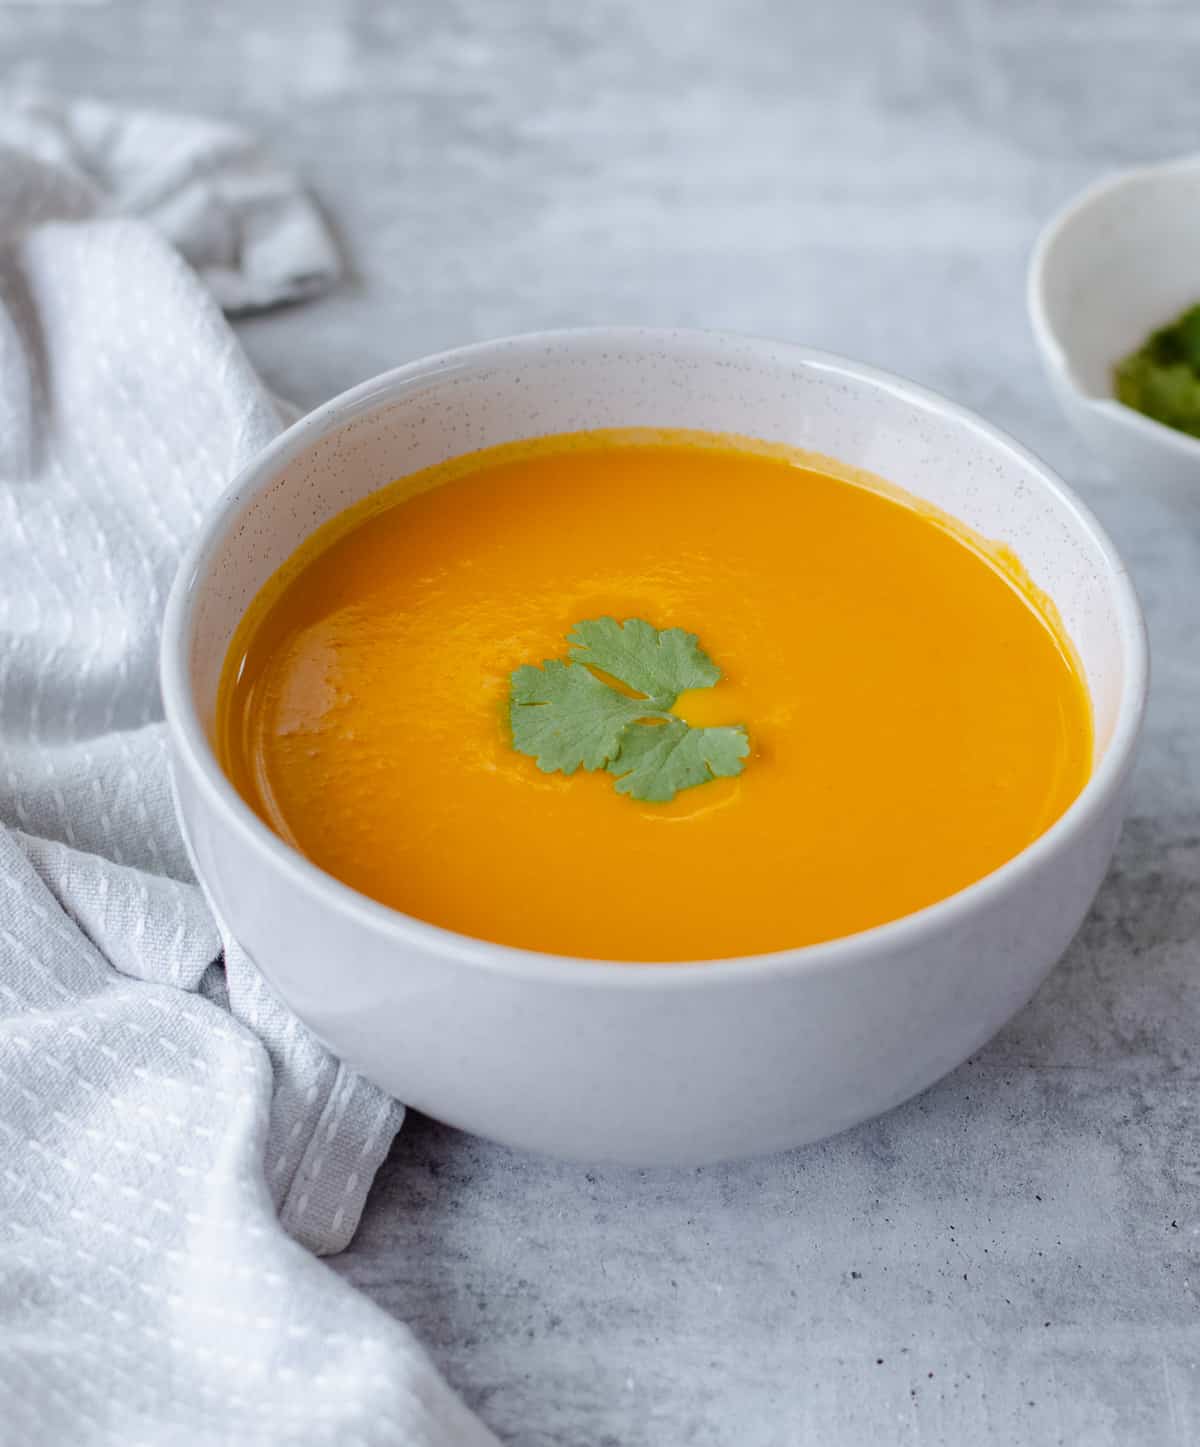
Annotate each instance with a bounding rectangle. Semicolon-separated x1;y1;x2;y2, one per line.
218;430;1092;961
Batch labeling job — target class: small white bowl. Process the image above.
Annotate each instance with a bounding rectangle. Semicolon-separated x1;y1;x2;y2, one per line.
161;328;1148;1167
1029;153;1200;501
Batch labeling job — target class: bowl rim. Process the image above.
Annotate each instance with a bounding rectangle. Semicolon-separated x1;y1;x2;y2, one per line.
160;325;1149;988
1027;151;1200;462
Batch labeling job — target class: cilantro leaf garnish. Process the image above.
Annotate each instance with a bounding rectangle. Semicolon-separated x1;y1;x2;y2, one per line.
608;718;751;803
509;617;751;803
566;617;721;702
507;658;651;774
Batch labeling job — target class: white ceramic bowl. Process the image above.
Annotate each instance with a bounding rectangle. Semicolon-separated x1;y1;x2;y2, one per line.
1029;153;1200;501
161;328;1147;1167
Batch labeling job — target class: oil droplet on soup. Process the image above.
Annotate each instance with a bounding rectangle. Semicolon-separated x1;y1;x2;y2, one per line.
217;430;1092;962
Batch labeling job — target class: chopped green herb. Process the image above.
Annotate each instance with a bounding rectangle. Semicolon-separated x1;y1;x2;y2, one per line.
1114;302;1200;438
509;617;751;803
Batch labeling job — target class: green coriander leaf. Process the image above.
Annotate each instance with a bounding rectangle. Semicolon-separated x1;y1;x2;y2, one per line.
567;616;721;706
509;659;659;774
608;719;751;803
508;618;752;803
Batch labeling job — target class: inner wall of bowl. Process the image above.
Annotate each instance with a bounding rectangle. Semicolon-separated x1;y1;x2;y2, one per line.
188;335;1126;758
1041;168;1200;396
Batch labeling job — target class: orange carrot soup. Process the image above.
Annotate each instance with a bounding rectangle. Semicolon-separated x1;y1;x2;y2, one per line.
217;430;1092;961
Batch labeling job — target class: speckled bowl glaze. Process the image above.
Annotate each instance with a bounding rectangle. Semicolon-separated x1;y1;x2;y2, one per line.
1029;154;1200;503
161;328;1148;1167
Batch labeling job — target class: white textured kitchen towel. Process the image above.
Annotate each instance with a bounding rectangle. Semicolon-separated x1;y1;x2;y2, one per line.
0;97;496;1445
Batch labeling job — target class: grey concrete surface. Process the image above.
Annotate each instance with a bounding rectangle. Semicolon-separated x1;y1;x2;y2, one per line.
6;2;1199;1442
